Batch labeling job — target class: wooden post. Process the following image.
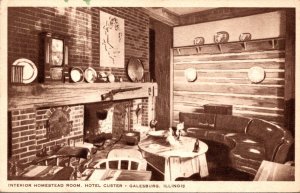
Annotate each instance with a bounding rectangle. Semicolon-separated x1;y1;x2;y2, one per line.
284;9;295;136
170;48;174;127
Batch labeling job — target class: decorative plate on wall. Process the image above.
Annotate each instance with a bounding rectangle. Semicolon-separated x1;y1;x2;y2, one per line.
248;66;265;83
127;57;144;82
70;67;84;82
12;58;37;84
84;67;97;83
184;68;197;82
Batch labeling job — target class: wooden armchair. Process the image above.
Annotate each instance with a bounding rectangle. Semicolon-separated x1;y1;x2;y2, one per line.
32;146;89;167
32;155;61;166
93;157;145;171
107;149;147;170
84;148;147;171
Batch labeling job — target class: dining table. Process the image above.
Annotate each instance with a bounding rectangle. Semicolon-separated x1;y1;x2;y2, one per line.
81;168;152;181
138;135;209;181
8;165;74;180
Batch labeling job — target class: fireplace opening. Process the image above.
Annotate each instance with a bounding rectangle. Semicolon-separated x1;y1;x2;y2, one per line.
84;100;133;143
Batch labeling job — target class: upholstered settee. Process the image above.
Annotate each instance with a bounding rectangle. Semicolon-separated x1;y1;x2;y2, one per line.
179;112;294;176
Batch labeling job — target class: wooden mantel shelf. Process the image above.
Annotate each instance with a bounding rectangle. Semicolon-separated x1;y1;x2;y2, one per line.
8;82;158;111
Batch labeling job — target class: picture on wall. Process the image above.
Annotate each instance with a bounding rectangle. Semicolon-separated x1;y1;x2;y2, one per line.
100;11;125;68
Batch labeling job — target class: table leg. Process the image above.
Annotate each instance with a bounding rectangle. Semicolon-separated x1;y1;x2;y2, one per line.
198;154;209;177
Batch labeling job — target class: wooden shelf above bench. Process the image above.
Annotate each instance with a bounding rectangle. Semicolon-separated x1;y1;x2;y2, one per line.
173;37;285;56
8;82;158;111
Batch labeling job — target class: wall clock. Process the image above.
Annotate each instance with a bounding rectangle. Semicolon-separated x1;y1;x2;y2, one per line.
40;32;69;82
100;11;124;68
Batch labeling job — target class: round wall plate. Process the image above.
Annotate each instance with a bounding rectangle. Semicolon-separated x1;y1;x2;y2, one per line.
84;67;97;83
70;67;84;82
184;68;197;82
12;58;37;84
127;57;144;82
248;66;265;83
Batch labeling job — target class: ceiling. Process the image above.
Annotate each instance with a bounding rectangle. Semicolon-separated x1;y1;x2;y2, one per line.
144;7;217;26
164;7;214;15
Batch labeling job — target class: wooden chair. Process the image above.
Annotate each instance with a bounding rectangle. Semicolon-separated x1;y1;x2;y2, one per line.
34;147;89;167
55;146;90;166
107;149;147;170
93;157;144;171
107;148;143;159
32;155;61;166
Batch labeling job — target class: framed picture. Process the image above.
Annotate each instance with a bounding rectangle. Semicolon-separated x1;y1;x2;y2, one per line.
100;11;124;68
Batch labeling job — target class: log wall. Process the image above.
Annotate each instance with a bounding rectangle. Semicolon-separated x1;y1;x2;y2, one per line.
172;40;286;126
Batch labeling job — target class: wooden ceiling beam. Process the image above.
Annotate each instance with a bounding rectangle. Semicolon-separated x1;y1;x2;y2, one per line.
143;7;180;26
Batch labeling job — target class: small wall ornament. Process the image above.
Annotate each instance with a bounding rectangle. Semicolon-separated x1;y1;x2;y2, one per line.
193;37;205;45
239;33;252;41
184;68;197;82
248;66;265;83
214;31;229;43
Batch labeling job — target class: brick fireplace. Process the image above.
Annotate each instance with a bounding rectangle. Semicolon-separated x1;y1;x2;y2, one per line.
8;96;151;164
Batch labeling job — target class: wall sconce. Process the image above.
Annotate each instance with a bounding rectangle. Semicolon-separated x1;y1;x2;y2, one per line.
184;68;197;82
248;66;265;83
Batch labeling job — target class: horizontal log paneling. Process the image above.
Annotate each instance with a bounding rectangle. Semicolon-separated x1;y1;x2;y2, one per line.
173;110;284;126
230;112;284;125
174;77;284;85
174;103;284;117
172;42;285;126
233;106;284;115
174;62;285;70
174;50;285;63
173;93;284;109
174;71;285;79
174;83;284;97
